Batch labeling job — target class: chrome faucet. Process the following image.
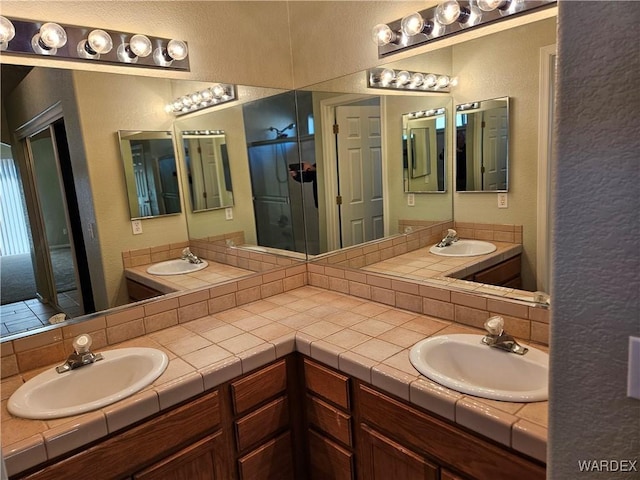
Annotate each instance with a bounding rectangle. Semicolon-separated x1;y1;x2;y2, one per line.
56;334;103;373
436;229;459;248
481;316;529;355
181;247;203;264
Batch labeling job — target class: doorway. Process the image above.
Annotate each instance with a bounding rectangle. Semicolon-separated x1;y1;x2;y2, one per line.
2;110;94;335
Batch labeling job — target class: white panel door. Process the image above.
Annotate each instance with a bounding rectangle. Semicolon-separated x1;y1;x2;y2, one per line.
482;106;508;190
336;106;383;248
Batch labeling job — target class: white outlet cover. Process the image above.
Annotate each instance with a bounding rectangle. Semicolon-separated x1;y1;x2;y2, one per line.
498;193;508;209
131;220;143;235
408;193;415;207
225;207;233;220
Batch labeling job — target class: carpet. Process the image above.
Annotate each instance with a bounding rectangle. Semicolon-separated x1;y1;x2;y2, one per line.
0;247;76;304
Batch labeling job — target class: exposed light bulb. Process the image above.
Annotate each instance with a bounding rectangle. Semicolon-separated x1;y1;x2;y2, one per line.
380;68;395;86
167;39;188;60
499;0;526;16
31;22;67;55
372;24;397;46
477;0;508;11
459;4;483;28
410;73;424;87
77;29;113;59
400;13;425;37
436;75;451;88
129;34;152;57
424;74;438;88
435;0;461;26
396;71;411;86
212;84;227;98
0;16;15;51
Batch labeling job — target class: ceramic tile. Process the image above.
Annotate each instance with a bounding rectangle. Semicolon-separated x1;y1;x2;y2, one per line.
278;313;321;330
309;340;346;370
295;332;317;357
517;401;548;427
103;390;160;433
272;333;296;358
409;378;461;422
164;334;211;357
153;358;196;386
201;324;244;343
182;344;233;369
251;322;294;342
400;317;450;336
377;327;426;348
323;329;372;350
350;318;395;337
512;420;547;463
155;371;204;410
149;326;194;345
456;397;517;446
238;343;276;374
3;435;47;477
381;350;419;376
351;338;403;363
200;356;242;391
217;333;265;355
300;320;344;339
371;364;418;401
43;411;108;459
338;351;376;383
323;311;368;328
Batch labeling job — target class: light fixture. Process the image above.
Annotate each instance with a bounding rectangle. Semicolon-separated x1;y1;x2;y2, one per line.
31;22;67;55
166;84;237;115
373;0;556;57
407;107;446;119
117;34;152;63
77;29;113;59
153;39;189;66
368;68;454;92
2;17;190;70
0;16;15;51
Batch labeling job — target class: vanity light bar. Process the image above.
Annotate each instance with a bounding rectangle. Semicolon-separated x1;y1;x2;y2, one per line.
0;16;189;70
373;0;556;57
456;102;480;111
367;68;454;93
182;130;226;136
166;84;237;115
407;107;446;119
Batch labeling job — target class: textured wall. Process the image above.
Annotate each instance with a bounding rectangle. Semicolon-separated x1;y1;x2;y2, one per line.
549;1;640;476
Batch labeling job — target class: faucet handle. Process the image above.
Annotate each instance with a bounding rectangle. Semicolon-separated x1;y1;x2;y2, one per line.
73;334;92;355
181;247;191;256
447;229;457;236
484;316;504;336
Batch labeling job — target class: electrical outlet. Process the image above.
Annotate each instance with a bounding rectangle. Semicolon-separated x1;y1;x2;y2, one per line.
407;193;415;206
498;193;508;209
225;207;233;220
131;220;143;235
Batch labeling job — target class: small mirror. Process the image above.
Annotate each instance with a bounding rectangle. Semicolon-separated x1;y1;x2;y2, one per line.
403;107;447;193
180;130;234;212
455;97;509;192
118;130;182;219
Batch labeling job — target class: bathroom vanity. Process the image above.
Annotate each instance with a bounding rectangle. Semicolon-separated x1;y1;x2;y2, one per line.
11;355;544;480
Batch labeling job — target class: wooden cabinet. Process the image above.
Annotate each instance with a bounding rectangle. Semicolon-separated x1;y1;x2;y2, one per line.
465;255;522;288
133;432;225;480
359;424;438;480
126;278;163;302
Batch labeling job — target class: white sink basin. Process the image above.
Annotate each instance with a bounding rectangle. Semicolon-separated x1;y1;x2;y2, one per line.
409;334;548;402
8;347;168;419
429;240;497;257
146;259;208;275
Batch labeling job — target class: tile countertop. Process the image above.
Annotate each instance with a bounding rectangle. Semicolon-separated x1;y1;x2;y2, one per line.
1;286;548;476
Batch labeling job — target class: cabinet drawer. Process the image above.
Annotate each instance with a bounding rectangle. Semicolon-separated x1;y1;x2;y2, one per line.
127;278;162;302
307;394;352;447
304;358;350;410
235;396;289;452
473;255;521;285
238;431;294;480
308;429;353;480
231;359;287;415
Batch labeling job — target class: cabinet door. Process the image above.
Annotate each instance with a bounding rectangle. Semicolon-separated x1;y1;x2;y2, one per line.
359;424;438;480
134;432;225;480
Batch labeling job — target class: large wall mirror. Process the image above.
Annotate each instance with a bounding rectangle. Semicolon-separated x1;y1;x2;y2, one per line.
118;130;182;219
403;107;447;193
455;97;509;192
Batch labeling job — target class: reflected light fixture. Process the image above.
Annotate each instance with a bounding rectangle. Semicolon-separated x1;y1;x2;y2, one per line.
373;0;556;57
166;84;237;115
0;16;16;51
2;17;190;70
407;107;446;119
368;68;454;92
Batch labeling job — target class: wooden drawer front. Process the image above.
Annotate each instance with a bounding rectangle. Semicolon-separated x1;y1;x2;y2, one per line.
308;429;353;480
127;278;162;301
358;384;545;480
235;396;289;453
231;359;287;415
304;358;350;410
474;255;521;285
238;432;294;480
23;390;221;480
307;394;352;447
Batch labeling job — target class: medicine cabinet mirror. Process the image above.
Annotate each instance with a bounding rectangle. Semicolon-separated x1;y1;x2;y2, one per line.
118;130;182;219
179;130;234;212
455;97;509;192
403;107;447;193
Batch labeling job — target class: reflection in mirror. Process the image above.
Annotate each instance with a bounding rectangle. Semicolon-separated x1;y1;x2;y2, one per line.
455;97;509;192
403;107;447;193
117;130;182;219
179;130;234;212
